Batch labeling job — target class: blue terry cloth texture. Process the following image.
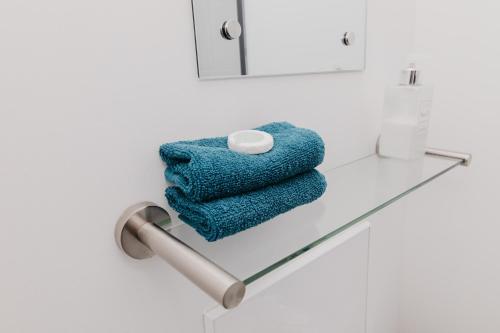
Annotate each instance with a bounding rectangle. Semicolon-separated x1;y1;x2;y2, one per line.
166;170;327;242
160;122;327;242
159;122;325;202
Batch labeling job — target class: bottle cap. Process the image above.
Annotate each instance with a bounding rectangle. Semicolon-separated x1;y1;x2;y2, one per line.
400;63;421;86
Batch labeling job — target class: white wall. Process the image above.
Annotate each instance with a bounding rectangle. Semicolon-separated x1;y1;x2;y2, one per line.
400;1;500;332
0;0;416;332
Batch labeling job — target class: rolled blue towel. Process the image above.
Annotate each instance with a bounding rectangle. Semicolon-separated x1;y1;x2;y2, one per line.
160;122;325;202
166;170;327;242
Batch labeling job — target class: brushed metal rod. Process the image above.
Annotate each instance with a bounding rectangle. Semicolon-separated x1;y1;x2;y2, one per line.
425;148;472;167
115;202;246;309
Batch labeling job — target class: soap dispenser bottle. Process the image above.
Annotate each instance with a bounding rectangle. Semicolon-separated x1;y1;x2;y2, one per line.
378;63;433;160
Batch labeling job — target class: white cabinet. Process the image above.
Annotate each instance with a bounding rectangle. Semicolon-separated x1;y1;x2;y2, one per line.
204;222;371;333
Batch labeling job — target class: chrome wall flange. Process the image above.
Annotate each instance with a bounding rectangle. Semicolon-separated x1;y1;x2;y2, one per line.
115;202;171;260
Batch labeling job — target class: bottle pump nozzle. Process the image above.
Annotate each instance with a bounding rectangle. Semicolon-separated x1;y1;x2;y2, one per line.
400;63;421;86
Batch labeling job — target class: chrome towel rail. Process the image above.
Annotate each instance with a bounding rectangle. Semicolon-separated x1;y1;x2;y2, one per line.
115;202;246;309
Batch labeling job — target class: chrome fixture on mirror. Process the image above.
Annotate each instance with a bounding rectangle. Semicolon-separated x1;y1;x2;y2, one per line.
343;32;356;46
221;20;242;40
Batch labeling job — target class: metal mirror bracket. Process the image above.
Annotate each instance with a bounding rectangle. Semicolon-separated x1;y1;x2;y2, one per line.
115;202;246;309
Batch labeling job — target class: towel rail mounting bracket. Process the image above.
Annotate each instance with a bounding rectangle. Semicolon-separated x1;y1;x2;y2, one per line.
115;202;246;309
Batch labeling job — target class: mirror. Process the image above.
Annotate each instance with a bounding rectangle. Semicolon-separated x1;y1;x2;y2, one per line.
191;0;367;79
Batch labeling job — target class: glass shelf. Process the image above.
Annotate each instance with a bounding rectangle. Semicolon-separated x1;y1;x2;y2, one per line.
166;154;462;285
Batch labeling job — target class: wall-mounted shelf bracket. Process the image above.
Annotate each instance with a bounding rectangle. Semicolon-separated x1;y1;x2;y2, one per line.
115;202;246;309
425;148;472;167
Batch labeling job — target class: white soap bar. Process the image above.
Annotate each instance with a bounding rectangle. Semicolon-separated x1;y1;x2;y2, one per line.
228;130;274;155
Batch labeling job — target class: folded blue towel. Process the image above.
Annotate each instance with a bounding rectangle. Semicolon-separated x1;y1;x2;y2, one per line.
166;170;327;242
160;122;325;202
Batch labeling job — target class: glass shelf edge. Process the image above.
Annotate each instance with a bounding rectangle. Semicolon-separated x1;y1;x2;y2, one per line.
243;157;461;285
